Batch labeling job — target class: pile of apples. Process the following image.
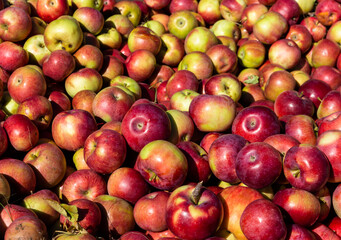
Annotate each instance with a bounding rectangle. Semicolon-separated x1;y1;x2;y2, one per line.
1;0;341;239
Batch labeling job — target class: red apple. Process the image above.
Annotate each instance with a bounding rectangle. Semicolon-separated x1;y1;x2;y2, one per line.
317;90;341;119
315;0;341;26
286;24;313;53
311;66;341;90
36;0;68;23
284;114;317;145
268;39;301;70
125;49;156;82
269;0;300;25
298;79;332;109
300;16;327;42
311;39;340;68
169;0;198;13
165;70;199;98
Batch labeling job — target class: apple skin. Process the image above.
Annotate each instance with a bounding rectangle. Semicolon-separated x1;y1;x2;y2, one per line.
23;34;51;67
72;90;96;116
298;79;332;109
284;114;317;145
134;140;188;191
220;0;246;22
312;223;341;240
197;0;221;25
100;55;125;83
237;39;266;69
286;24;313;54
94;194;135;239
127;26;161;55
73;45;103;71
269;0;300;25
166;183;223;240
284;145;330;193
166;70;199;99
119;231;150;240
240;199;287;240
73;7;104;35
178;51;214;80
36;0;68;23
273;188;321;227
208;134;247;184
61;169;107;203
218;185;264;240
3;114;39;152
268;39;301;70
200;132;222;154
311;66;341;90
315;185;332;222
231;105;281;143
286;224;317;240
317;90;341;119
121;102;172;152
114;0;141;27
125;49;156;82
311;39;340;68
235;142;282;189
51;109;97;152
48;90;71;117
206;44;238;74
328;216;341;237
167;10;198;40
158;33;185;67
315;0;341;26
189;94;236;133
0;173;10;202
166;109;195;144
107;167;150;204
184;26;218;54
316;111;341;135
23;142;66;189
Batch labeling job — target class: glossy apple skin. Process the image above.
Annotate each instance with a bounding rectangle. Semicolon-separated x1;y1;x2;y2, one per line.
178;51;214;80
107;167;150;204
298;79;332;109
268;39;301;70
235;142;282;189
286;24;313;53
169;0;198;13
208;134;247;184
0;173;10;202
0;41;29;72
200;132;222;153
284;115;317;145
165;70;199;99
311;223;341;240
61;169;107;203
166;183;223;240
315;0;341;26
286;224;317;240
134;140;188;191
127;26;161;55
273;188;320;227
231;105;281;143
328;216;341;236
206;44;237;74
240;199;287;240
311;66;341;90
125;49;156;82
315;185;332;222
166;109;195;144
317;111;341;135
269;0;300;25
237;39;266;69
36;0;69;23
263;134;300;156
317;90;341;119
133;191;170;232
300;16;327;42
84;129;126;175
48;90;71;117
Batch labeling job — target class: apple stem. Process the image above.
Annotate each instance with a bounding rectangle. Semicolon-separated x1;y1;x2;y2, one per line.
191;181;203;205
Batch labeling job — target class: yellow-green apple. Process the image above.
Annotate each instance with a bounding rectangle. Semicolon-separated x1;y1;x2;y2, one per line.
4;215;48;240
100;55;124;84
315;0;341;26
311;66;341;90
284;115;317;145
59;198;102;235
184;26;218;54
197;0;221;25
273;188;321;227
240;199;287;240
73;45;103;70
0;158;36;198
121;102;171;152
286;24;313;53
110;75;142;100
92;86;134;122
44;15;83;53
51;109;97;151
291;70;310;86
176;141;211;183
0;41;29;72
232;105;281;142
97;27;122;49
270;0;300;25
17;95;53;130
107;167;150;204
127;26;161;55
206;44;238;74
72;90;96;115
167;10;198;40
240;3;268;33
284;144;330;193
268;39;301;70
104;14;134;39
23;142;66;189
65;68;103;98
220;0;246;22
0;7;32;42
0;91;19;116
295;0;315;14
218;185;264;240
23;34;51;66
252;11;288;45
274;90;315;118
42;49;75;82
114;0;141;26
48;90;71;117
204;73;242;102
170;89;200;112
237;40;266;68
189;94;236;132
72;0;103;11
327;20;341;47
317;90;341;119
22;189;60;226
133;191;170;232
166;182;223;240
125;49;156;82
211;20;241;44
143;20;166;37
178;51;214;80
312;39;340;68
165;70;199;98
151;13;169;31
0;173;10;202
158;33;185;67
72;147;90;170
166;109;194;144
134;140;188;190
169;0;198;13
263;70;297;102
298;79;332;109
61;169;106;202
36;0;69;23
3;114;39;152
83;128;126;175
317;130;341;183
300;16;326;42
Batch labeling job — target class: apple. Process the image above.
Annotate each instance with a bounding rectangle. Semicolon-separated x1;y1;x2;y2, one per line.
96;26;122;50
283;144;330;193
284;114;317;145
237;39;266;69
51;109;97;151
166;182;223;240
0;173;10;202
206;44;238;74
148;64;175;89
311;223;341;240
211;19;241;43
286;24;313;54
220;0;246;22
114;0;141;27
119;231;150;240
317;111;341;135
36;0;68;23
240;199;287;240
157;33;185;67
300;16;327;42
0;41;29;72
127;26;161;55
23;34;51;67
167;10;198;40
169;0;198;13
72;90;96;116
312;39;340;68
315;0;341;26
125;49;156;82
72;0;103;11
270;0;300;25
197;0;221;25
48;90;71;117
178;51;214;80
100;55;125;84
143;20;166;37
268;39;301;70
317;90;341;119
73;45;103;71
61;169;107;203
184;26;218;54
73;7;104;35
169;89;200;112
311;66;341;90
241;3;268;33
298;79;332;109
166;109;195;144
165;70;199;98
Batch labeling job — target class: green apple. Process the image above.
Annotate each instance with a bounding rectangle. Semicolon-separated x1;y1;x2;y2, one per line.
72;0;103;11
114;0;141;26
178;51;214;80
97;27;122;49
168;10;198;40
110;75;142;100
43;15;83;53
211;19;241;42
184;26;218;53
24;34;51;66
143;20;166;37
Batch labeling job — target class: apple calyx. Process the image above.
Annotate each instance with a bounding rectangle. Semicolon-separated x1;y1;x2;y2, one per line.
191;181;204;205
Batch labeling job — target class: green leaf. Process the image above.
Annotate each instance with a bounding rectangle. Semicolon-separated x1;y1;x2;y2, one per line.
61;203;79;223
